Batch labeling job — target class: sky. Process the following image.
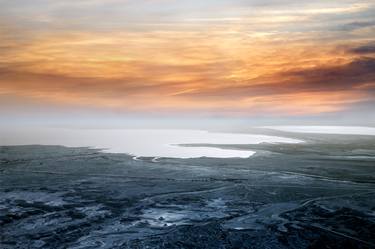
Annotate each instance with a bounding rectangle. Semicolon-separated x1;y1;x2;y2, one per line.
0;0;375;127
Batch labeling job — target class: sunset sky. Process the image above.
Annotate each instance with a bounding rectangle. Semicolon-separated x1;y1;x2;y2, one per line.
1;0;375;125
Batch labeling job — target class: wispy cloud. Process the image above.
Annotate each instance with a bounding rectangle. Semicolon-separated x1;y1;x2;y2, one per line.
0;0;374;118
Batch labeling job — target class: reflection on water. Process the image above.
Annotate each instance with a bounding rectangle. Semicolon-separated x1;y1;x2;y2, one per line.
0;128;300;158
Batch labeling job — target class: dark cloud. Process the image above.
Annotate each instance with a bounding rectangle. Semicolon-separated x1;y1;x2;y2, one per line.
283;57;375;91
350;42;375;54
179;57;375;99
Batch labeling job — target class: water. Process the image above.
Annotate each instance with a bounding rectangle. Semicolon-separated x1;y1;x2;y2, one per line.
0;128;301;158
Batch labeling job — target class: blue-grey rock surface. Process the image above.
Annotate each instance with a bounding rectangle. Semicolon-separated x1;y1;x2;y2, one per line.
1;132;375;249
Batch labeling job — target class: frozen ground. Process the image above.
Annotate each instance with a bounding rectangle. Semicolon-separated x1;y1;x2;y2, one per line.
0;130;375;248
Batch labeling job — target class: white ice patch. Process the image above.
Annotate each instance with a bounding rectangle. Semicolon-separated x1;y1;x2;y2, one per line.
139;203;230;227
0;128;301;159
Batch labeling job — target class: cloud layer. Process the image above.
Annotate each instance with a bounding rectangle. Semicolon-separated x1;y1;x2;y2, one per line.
0;0;374;119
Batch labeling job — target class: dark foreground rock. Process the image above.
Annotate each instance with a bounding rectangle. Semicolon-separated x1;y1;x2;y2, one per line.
1;135;375;249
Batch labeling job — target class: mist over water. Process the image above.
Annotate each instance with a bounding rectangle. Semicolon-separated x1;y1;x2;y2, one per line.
265;126;375;136
0;128;301;158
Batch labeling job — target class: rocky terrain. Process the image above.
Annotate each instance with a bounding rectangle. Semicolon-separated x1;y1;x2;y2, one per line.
1;132;375;248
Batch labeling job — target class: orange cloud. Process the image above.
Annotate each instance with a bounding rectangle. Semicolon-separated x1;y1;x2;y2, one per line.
0;11;374;117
